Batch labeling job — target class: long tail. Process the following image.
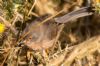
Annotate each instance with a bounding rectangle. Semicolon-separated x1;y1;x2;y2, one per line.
55;7;93;23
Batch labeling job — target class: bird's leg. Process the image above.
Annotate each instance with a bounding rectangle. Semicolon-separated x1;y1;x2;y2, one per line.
40;49;49;63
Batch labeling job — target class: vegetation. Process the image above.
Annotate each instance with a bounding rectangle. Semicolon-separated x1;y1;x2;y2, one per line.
0;0;100;66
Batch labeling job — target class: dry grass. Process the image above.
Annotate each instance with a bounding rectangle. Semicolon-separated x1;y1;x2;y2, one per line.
0;0;100;66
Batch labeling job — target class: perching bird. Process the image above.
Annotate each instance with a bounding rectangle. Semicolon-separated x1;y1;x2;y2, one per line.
21;6;93;51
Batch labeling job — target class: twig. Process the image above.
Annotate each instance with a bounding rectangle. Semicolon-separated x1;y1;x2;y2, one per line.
28;0;37;16
47;35;100;66
0;49;10;66
62;35;100;66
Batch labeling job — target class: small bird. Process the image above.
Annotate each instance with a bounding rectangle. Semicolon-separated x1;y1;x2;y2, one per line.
21;6;93;51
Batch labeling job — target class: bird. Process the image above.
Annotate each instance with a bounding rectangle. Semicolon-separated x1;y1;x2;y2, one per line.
21;6;94;51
